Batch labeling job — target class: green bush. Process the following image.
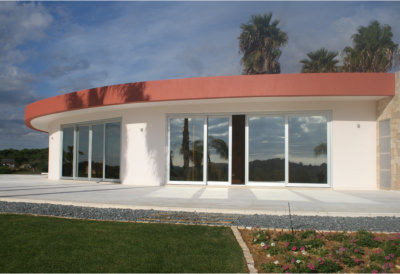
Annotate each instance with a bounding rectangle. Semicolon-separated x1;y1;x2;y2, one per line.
326;232;349;242
355;230;379;248
315;259;342;273
277;232;297;242
299;230;317;239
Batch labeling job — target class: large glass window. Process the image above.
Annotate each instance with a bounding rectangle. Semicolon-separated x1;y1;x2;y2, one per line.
62;127;74;177
288;115;327;184
105;122;121;179
91;124;104;179
207;117;229;182
61;120;121;181
169;118;204;181
77;126;89;178
249;116;285;182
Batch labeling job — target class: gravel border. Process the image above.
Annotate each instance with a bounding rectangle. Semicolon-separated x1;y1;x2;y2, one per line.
1;201;399;232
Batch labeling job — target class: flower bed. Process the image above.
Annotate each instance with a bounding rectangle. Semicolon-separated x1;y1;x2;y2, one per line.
240;228;400;273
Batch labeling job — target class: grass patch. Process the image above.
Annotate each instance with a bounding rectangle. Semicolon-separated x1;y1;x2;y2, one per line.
0;214;247;273
241;228;400;273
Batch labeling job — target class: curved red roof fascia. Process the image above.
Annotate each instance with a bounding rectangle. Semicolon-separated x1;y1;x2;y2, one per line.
25;73;394;131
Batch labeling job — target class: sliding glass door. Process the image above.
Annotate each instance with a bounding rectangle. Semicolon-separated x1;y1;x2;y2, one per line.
168;112;329;186
207;117;230;183
169;117;205;182
288;115;327;184
248;116;285;183
168;116;231;184
61;120;121;181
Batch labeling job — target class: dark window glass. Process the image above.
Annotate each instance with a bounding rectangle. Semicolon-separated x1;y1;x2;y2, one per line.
289;115;327;184
207;117;229;182
169;118;204;181
62;127;74;177
77;126;89;178
249;116;285;182
91;124;104;179
105;122;121;179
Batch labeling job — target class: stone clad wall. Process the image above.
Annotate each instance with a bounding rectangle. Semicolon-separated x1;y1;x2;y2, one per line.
377;71;400;190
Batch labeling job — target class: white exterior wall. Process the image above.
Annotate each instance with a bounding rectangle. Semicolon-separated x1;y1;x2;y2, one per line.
46;98;377;190
48;122;61;180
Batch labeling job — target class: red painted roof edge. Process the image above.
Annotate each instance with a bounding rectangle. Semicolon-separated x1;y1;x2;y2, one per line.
25;73;395;131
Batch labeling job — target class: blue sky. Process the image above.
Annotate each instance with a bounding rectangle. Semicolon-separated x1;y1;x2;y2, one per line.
1;1;400;150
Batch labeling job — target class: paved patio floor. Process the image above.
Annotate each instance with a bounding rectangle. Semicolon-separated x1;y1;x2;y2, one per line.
0;175;399;217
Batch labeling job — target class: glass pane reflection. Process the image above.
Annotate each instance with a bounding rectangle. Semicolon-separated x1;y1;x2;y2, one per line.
77;126;89;178
105;122;121;179
62;127;74;177
169;118;204;181
207;117;229;181
249;116;285;182
289;115;327;184
91;124;104;179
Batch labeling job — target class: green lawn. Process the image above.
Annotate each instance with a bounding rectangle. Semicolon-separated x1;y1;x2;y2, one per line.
0;214;247;273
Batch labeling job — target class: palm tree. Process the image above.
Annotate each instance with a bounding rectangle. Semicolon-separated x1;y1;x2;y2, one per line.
314;142;327;157
238;13;288;74
342;20;399;72
300;48;339;73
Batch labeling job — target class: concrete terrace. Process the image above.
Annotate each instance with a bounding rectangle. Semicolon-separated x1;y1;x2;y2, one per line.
0;175;399;217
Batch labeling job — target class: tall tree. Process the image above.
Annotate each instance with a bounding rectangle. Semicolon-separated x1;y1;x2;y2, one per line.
300;48;339;73
342;20;399;72
238;13;288;74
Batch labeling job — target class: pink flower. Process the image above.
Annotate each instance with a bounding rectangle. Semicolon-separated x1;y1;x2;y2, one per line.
264;245;268;250
307;263;315;270
354;258;361;263
374;237;380;241
282;265;290;271
292;246;297;251
291;258;295;264
338;247;347;252
385;256;390;261
354;248;359;253
375;250;381;254
371;270;378;274
316;234;322;239
300;246;306;251
284;242;289;247
318;259;325;265
390;253;395;258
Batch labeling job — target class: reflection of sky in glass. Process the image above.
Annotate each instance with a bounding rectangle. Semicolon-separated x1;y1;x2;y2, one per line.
91;124;104;178
289;116;327;165
249;116;285;161
170;118;204;167
208;117;229;164
105;123;121;167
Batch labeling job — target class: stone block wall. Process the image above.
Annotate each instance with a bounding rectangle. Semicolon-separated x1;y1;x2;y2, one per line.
377;71;400;190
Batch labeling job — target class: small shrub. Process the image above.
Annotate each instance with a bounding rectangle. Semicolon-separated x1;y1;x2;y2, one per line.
315;259;342;273
304;238;324;249
355;230;379;248
277;232;297;242
310;247;329;257
368;253;387;263
261;262;282;273
326;232;349;242
339;254;357;267
299;230;317;239
381;240;400;257
252;230;271;245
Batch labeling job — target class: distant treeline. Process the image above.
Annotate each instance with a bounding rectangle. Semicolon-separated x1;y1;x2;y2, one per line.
0;148;48;174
